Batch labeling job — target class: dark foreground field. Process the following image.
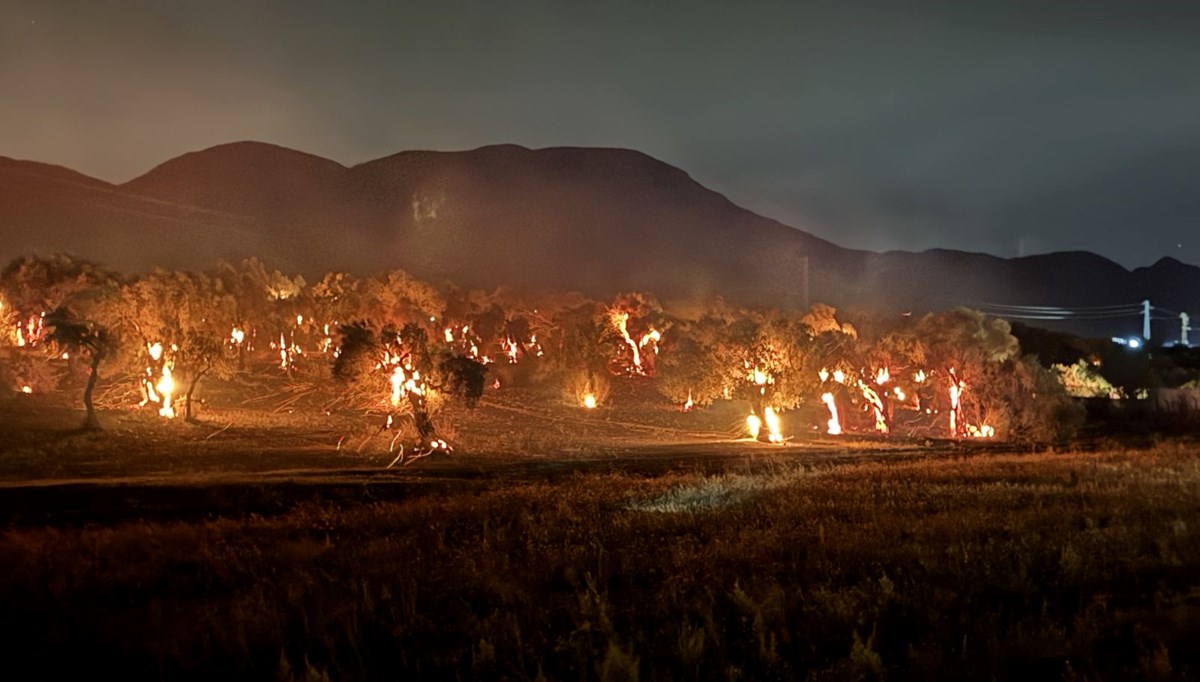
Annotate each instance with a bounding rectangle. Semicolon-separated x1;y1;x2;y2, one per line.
1;397;1199;680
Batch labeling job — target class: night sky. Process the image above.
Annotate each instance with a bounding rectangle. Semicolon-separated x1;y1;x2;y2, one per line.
3;0;1199;268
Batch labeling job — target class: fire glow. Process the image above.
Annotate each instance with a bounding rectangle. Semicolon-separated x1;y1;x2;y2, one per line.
745;407;784;442
610;309;660;375
139;341;177;419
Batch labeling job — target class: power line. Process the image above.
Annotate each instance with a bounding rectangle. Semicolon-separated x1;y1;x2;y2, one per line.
980;302;1143;312
977;308;1144;321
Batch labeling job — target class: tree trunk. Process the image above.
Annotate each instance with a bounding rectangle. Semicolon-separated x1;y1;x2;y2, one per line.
750;392;769;442
82;353;102;431
185;367;209;423
408;390;438;444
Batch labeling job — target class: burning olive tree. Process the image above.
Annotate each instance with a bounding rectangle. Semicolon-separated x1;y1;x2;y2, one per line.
543;298;611;406
656;311;744;407
112;270;239;420
0;254;116;349
913;308;1081;442
602;293;667;377
334;320;486;458
210;258;307;372
45;304;118;431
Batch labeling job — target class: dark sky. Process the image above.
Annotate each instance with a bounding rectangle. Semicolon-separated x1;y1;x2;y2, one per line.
3;0;1199;268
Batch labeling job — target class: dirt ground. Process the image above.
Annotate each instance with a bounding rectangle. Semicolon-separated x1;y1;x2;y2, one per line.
0;377;1007;527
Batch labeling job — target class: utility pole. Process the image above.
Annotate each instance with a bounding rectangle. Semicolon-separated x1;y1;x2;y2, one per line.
1142;299;1151;341
1182;312;1191;347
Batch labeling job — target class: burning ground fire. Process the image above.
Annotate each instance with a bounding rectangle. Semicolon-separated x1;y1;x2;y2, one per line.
139;342;176;419
743;361;786;443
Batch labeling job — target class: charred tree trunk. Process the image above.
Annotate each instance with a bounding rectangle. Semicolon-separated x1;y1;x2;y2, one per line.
750;391;769;442
408;390;438;445
82;351;103;431
185;366;210;423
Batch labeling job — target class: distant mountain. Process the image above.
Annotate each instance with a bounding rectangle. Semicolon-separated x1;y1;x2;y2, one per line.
3;142;1197;340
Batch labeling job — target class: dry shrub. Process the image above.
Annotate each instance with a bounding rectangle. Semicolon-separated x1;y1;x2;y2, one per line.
0;350;59;396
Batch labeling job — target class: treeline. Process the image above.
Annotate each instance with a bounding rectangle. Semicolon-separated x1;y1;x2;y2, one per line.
0;254;1084;446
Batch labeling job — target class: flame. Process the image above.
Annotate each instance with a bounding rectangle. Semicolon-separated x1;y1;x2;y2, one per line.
504;337;520;363
875;367;890;385
389;366;405;407
945;368;994;438
320;323;335;355
15;313;45;348
821;392;842;435
914;370;926;384
948;369;962;438
230;327;246;345
140;342;176;419
277;332;302;370
745;407;783;442
611;311;642;372
582;393;598;409
682;391;694;412
860;383;889;434
156;366;176;419
833;369;846;384
444;327;454;343
20;385;32;394
763;406;783;443
966;423;996;438
745;413;762;439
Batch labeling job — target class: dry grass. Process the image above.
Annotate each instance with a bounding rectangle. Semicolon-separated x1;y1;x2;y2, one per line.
1;444;1198;680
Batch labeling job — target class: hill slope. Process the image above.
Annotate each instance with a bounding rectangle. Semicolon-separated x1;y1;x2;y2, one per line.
3;142;1197;339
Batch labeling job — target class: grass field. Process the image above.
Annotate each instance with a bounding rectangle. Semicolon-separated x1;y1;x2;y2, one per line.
1;388;1198;680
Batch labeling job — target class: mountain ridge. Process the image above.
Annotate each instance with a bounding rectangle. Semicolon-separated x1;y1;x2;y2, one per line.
3;142;1197;339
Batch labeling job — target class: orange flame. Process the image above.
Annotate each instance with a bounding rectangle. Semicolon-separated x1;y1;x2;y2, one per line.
745;413;762;439
140;342;176;419
611;310;642;372
763;406;784;443
821;392;841;435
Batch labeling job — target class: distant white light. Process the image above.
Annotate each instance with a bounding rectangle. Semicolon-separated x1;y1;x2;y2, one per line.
1127;338;1142;349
